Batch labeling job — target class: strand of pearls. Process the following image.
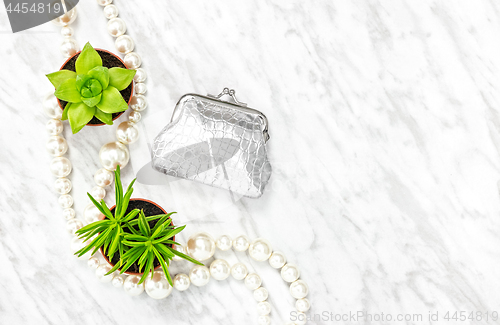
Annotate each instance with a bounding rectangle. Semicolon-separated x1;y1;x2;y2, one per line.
45;2;310;324
86;233;310;325
52;3;79;58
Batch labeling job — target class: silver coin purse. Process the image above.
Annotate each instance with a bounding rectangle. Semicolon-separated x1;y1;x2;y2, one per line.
151;88;272;198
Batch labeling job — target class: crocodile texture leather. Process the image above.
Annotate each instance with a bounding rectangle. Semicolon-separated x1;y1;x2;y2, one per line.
152;94;272;198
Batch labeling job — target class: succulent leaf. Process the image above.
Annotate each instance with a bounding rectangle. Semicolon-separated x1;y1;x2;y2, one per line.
94;108;113;125
75;42;103;75
61;103;69;120
81;93;102;107
75;74;92;92
88;66;110;89
46;70;77;88
114;165;123;217
67;102;96;133
96;86;129;113
77;78;102;98
54;78;81;103
108;67;136;91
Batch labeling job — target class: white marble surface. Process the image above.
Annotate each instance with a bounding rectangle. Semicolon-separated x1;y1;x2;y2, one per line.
1;0;500;324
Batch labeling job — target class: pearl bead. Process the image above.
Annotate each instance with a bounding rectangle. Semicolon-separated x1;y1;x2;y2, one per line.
124;52;142;69
84;203;104;224
52;8;77;26
145;271;173;299
66;218;83;234
42;92;63;119
99;142;130;171
173;273;191;291
129;94;147;111
46;119;63;135
295;298;310;312
62;208;75;220
245;273;262;290
50;157;72;177
230;263;248;280
281;264;300;283
123;275;145;296
216;235;232;251
189;265;210;287
172;244;187;262
253;287;269;302
210;259;230;281
60;38;79;58
71;237;90;260
257;301;271;316
96;0;112;6
88;257;100;269
54;177;72;194
103;4;119;19
187;232;216;261
116;121;139;144
269;251;287;269
134;82;147;95
112;275;124;288
58;194;73;208
96;264;113;283
294;312;307;325
128;111;141;123
60;26;73;38
46;135;68;156
233;235;250;252
107;18;126;37
290;280;309;299
115;35;135;54
257;316;271;325
94;168;114;187
90;186;106;201
249;238;273;262
133;68;147;82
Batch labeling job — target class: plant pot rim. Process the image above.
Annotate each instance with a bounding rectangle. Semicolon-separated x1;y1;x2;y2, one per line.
100;198;174;276
56;48;134;126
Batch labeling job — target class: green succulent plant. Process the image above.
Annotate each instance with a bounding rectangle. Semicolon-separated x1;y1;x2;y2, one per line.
75;165;140;261
46;42;136;133
74;165;201;285
109;210;203;285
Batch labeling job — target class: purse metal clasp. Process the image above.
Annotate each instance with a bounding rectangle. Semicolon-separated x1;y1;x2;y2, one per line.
208;88;270;142
208;87;247;107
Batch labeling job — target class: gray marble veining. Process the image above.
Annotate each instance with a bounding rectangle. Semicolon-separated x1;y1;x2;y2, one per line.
1;0;500;324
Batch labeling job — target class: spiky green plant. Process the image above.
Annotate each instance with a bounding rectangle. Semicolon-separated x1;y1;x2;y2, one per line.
108;211;203;285
75;165;201;284
46;42;136;133
75;165;140;260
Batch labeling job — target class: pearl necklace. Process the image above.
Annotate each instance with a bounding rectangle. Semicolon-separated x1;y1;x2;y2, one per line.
43;2;310;324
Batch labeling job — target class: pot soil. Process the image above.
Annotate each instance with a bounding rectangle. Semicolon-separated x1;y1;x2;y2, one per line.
101;198;174;276
57;49;134;126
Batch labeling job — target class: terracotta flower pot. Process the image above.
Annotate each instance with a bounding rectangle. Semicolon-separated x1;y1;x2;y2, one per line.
57;48;134;126
100;198;175;276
